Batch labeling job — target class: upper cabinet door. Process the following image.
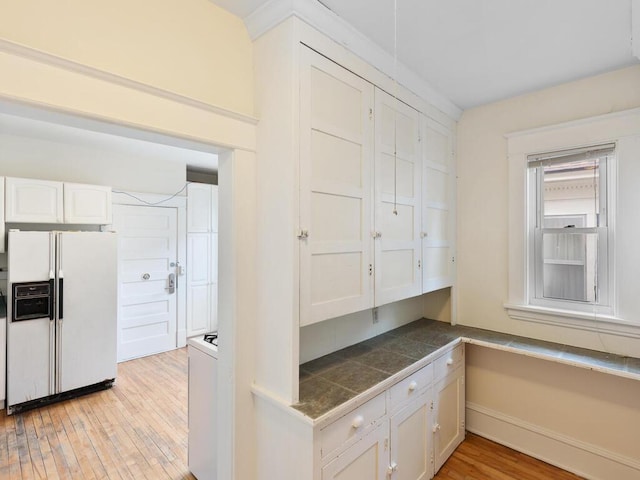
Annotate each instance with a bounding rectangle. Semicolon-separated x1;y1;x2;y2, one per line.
374;88;422;307
5;177;64;223
63;182;112;224
422;117;455;293
299;46;375;326
187;183;213;233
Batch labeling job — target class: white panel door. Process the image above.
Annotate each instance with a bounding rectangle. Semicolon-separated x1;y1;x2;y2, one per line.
63;182;112;224
389;390;433;480
433;368;465;473
113;204;178;361
5;177;64;223
374;89;422;306
321;423;387;480
299;46;375;326
58;232;117;392
422;118;455;293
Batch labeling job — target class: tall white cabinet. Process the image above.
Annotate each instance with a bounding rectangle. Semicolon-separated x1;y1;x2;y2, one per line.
186;183;218;337
253;18;459;480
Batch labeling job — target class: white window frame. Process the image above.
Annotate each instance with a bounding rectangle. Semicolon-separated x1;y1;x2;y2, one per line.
526;145;615;316
503;108;640;337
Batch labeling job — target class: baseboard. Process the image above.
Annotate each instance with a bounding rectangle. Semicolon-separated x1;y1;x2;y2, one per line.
466;402;640;480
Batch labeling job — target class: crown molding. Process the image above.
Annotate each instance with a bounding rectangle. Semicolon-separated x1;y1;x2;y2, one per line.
0;38;259;126
245;0;462;120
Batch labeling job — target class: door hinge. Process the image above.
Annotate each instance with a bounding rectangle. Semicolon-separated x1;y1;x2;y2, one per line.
384;438;389;451
369;264;373;276
430;400;434;410
418;260;421;269
369;108;373;120
451;256;455;263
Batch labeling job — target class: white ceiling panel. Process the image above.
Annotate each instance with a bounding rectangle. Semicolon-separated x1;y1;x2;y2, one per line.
212;0;638;109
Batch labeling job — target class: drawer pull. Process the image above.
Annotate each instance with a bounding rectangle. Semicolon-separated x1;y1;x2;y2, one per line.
351;415;364;429
446;358;454;366
408;381;418;391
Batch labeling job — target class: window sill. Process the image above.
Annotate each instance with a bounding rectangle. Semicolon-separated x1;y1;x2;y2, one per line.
503;303;640;339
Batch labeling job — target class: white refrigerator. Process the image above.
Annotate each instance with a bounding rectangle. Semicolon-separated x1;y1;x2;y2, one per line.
6;230;117;414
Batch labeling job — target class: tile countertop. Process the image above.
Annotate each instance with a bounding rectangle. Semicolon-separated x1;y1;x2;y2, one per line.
294;318;640;420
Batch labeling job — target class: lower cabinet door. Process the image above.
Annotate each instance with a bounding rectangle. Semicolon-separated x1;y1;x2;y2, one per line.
389;391;433;480
322;422;388;480
433;368;465;472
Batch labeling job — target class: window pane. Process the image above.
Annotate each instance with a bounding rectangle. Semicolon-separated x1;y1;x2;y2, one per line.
542;231;597;302
542;158;600;228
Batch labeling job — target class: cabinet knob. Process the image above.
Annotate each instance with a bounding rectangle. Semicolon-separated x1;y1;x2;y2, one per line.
446;358;454;366
387;462;398;475
433;423;441;433
351;415;364;429
297;229;309;239
420;231;428;238
408;380;418;392
372;231;382;239
142;273;150;280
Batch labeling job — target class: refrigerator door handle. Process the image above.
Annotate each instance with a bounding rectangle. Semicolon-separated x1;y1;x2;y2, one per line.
49;279;55;320
58;277;64;320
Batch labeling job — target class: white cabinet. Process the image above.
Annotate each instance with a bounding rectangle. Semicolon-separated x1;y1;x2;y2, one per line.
432;345;465;473
64;182;112;224
5;177;112;224
299;47;375;326
186;183;218;337
0;177;4;253
5;177;64;223
421;119;455;293
389;390;433;480
374;88;422;307
321;422;388;480
0;316;5;405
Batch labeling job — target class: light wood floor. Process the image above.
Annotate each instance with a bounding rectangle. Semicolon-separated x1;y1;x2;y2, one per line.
434;432;584;480
0;348;195;480
1;348;584;480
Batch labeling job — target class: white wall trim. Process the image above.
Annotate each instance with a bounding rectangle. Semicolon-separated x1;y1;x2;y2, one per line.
0;38;259;126
245;0;462;120
466;402;640;480
504;303;640;339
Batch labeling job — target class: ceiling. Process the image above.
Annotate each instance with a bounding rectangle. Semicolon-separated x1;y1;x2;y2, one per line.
212;0;638;110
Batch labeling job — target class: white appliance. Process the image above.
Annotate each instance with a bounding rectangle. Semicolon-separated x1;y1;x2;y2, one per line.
188;333;218;480
6;230;117;414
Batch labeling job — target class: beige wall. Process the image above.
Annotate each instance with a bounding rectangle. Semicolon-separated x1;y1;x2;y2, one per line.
1;0;254;117
456;65;640;354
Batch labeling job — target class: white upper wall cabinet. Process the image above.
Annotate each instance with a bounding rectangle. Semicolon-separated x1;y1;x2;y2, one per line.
5;177;64;223
187;183;218;233
374;88;422;306
5;177;112;225
299;47;375;326
422;118;455;293
63;182;112;224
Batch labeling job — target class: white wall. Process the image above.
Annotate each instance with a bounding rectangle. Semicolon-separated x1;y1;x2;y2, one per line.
456;65;640;353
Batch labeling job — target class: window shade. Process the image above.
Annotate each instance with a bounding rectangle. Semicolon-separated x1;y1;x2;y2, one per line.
527;143;615;168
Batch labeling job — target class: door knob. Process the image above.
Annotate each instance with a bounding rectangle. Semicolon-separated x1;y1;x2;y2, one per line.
142;273;150;280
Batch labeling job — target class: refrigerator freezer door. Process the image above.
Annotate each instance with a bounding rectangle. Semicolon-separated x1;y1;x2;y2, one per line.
7;231;56;407
57;232;118;393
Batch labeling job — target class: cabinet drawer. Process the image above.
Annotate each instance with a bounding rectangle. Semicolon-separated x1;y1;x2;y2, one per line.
389;363;433;411
434;343;464;382
320;393;386;459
